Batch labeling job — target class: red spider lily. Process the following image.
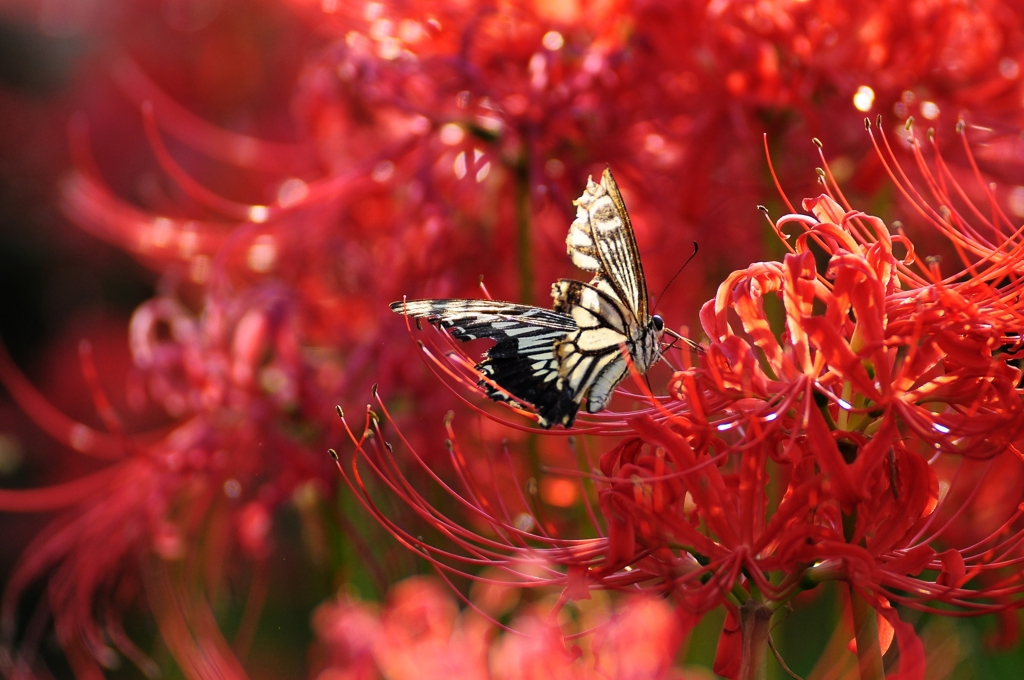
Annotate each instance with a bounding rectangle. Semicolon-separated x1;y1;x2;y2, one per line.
311;575;684;680
0;283;346;678
71;0;1024;343
577;123;1024;677
339;122;1024;680
5;0;1024;678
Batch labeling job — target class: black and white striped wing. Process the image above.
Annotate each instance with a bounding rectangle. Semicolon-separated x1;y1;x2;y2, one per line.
566;167;649;322
391;168;664;428
551;279;638;415
390;299;581;428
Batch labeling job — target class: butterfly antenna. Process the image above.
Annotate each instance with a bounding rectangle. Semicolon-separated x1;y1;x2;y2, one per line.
651;241;699;312
664;327;703;353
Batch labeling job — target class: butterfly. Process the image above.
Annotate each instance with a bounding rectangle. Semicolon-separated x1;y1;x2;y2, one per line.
390;168;677;428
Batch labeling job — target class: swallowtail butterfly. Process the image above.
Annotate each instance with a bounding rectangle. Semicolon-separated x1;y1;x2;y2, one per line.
390;168;667;428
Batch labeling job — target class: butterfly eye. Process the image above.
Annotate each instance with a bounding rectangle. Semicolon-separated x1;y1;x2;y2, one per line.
651;315;664;332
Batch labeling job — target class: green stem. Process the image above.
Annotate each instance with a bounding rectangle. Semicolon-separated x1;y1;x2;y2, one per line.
837;380;853;431
849;585;884;680
738;599;772;680
515;160;533;305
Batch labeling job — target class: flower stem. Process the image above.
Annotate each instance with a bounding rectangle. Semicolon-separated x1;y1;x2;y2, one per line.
837;380;853;431
849;586;884;680
738;599;772;680
515;159;533;305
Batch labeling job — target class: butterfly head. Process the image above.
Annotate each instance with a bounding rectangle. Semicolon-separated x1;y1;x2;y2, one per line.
630;313;665;373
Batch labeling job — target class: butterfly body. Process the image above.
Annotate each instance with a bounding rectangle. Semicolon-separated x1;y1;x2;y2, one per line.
391;168;664;428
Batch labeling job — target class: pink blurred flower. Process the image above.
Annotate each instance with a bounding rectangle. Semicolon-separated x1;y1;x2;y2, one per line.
312;576;684;680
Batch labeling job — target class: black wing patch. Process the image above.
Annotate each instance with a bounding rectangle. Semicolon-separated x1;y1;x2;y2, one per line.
552;279;634;413
390;299;582;427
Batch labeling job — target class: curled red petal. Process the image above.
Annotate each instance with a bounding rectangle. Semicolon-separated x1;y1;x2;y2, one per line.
712;609;741;680
935;549;967;589
805;404;861;507
877;604;925;680
881;544;935;579
564;565;591;602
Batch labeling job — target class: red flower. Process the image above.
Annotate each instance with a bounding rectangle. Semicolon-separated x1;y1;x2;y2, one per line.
344;121;1024;679
5;0;1024;677
312;575;683;680
0;285;341;677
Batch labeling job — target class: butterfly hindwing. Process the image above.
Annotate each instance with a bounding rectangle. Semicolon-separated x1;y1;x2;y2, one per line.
552;279;634;413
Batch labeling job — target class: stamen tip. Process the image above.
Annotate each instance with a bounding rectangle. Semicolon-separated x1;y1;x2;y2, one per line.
335;405;344;419
371;383;378;397
811;137;822;148
328;448;339;461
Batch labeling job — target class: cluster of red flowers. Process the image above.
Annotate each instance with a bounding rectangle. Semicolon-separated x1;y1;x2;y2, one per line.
2;0;1024;678
311;575;683;680
336;121;1024;679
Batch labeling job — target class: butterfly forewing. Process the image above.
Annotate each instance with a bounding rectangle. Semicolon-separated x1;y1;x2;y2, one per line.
391;299;576;336
389;299;580;427
566;168;649;321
